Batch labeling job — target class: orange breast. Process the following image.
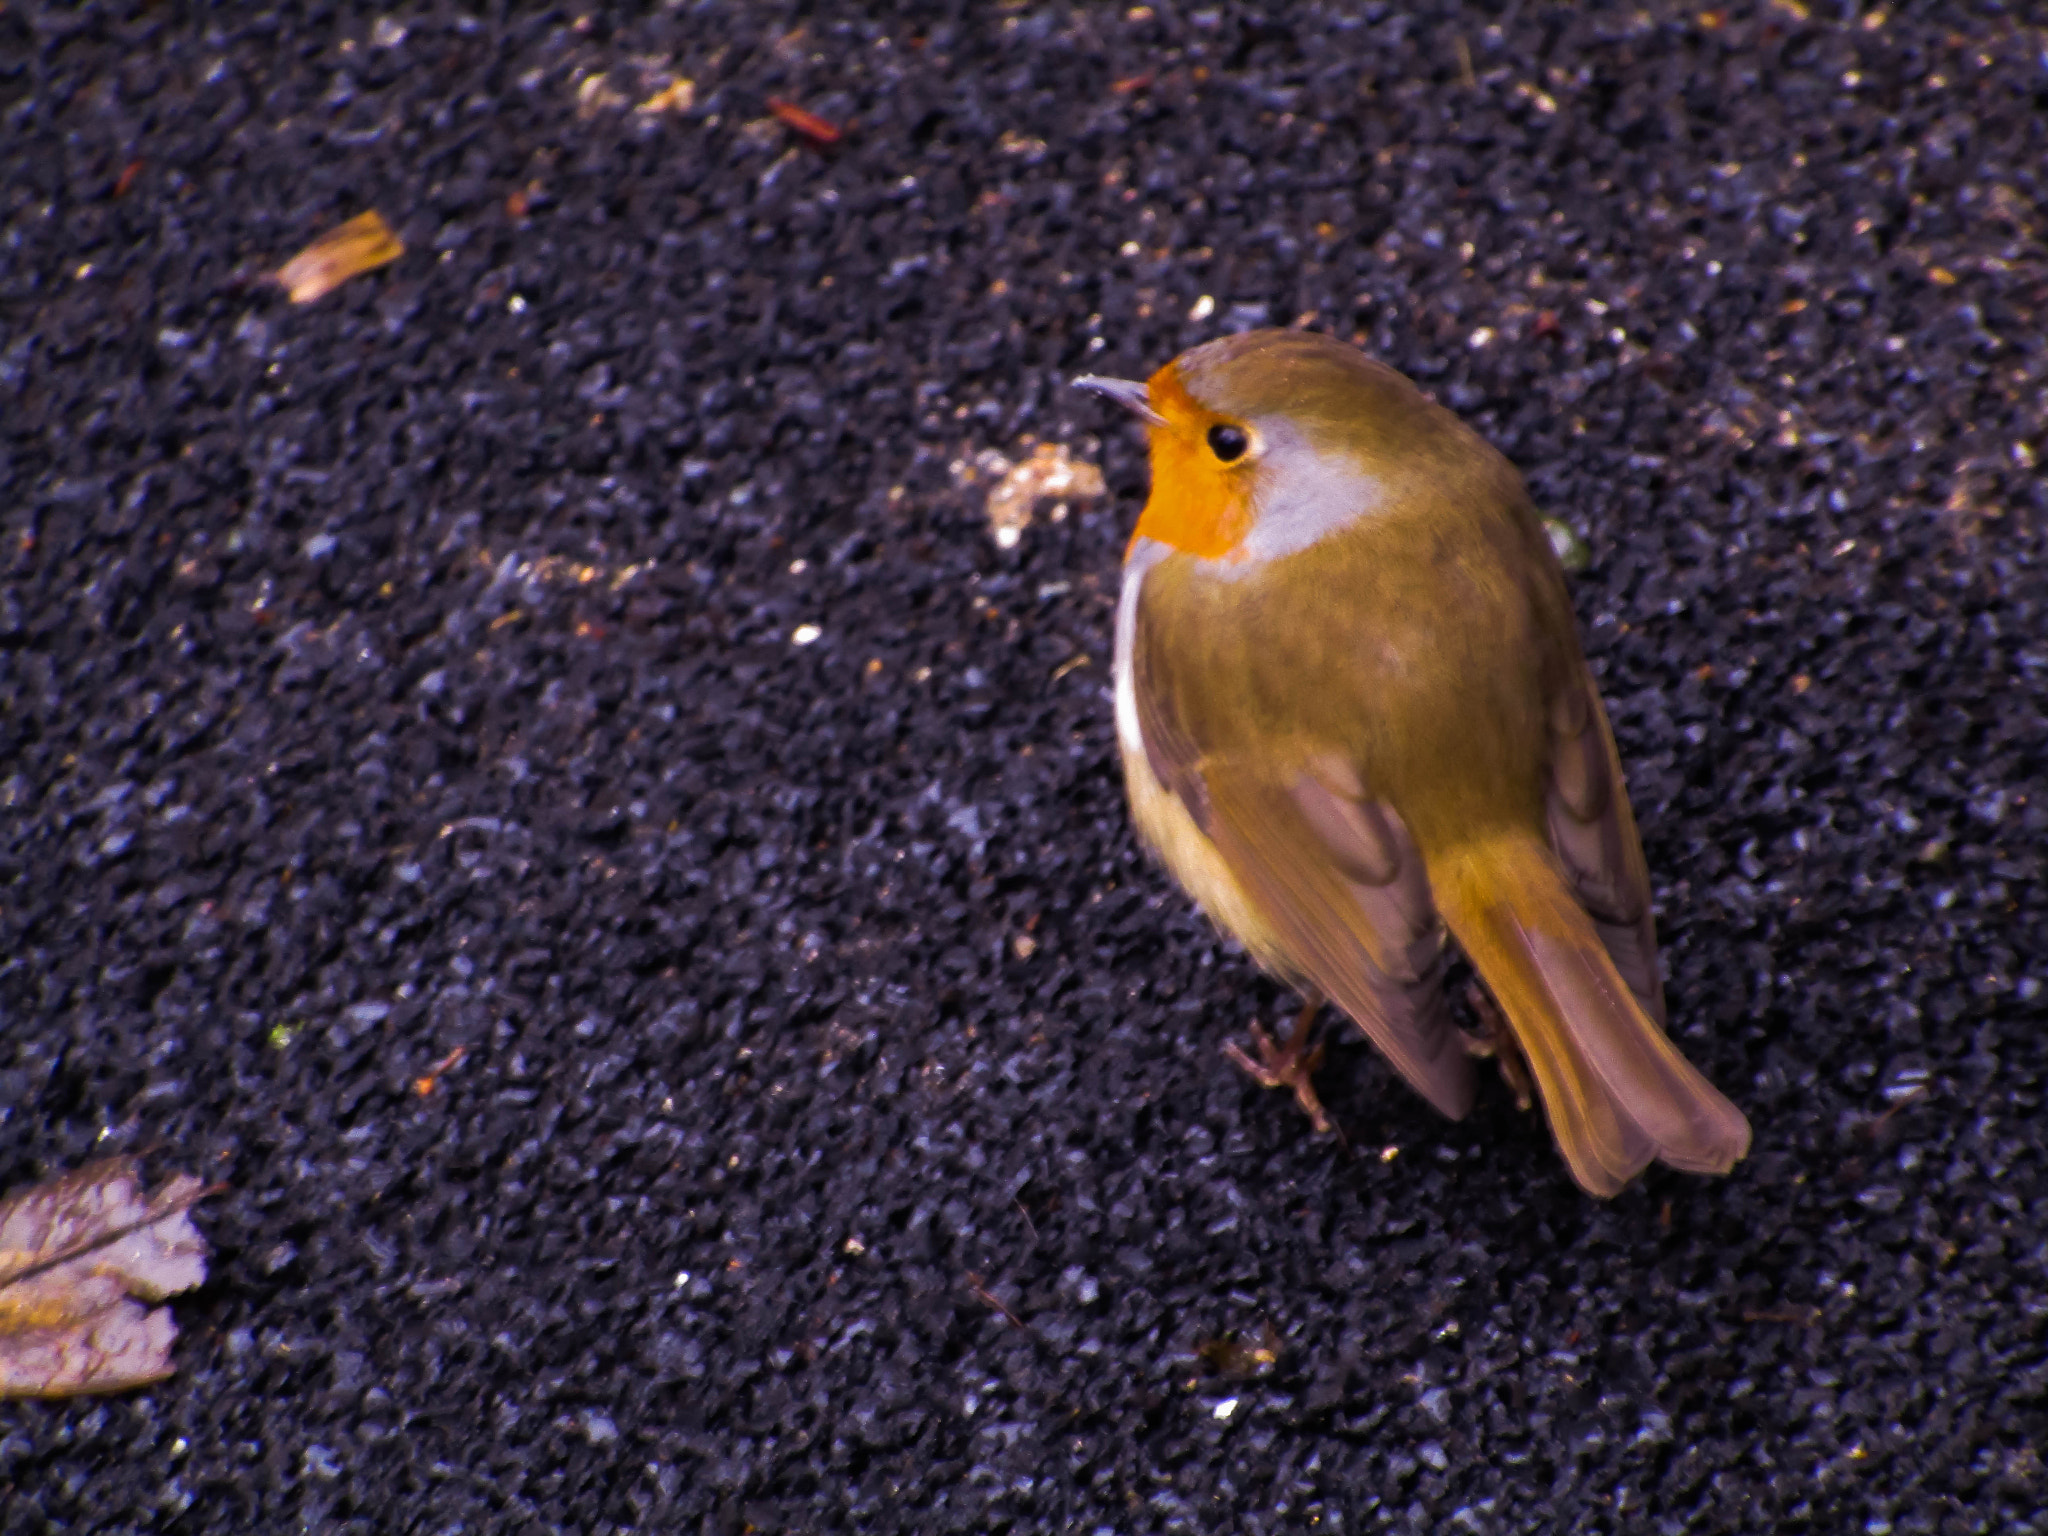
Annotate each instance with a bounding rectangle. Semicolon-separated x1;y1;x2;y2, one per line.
1130;366;1253;560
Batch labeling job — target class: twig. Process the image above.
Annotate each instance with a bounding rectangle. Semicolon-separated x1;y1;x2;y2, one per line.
1741;1307;1823;1327
1861;1086;1928;1140
966;1272;1029;1331
414;1045;467;1097
768;98;842;147
1051;653;1091;681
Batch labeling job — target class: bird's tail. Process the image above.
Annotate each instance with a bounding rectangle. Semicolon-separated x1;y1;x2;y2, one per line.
1427;832;1751;1197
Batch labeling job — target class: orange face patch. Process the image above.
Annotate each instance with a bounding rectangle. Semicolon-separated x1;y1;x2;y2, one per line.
1131;365;1254;560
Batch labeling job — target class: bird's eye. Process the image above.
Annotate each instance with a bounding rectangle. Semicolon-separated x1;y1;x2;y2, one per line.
1206;424;1249;463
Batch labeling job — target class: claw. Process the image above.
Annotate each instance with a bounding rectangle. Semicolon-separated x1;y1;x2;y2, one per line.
1223;996;1343;1143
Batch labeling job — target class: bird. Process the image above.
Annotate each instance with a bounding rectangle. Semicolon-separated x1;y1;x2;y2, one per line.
1075;329;1750;1197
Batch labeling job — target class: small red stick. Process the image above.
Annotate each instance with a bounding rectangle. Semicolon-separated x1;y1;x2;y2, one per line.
768;97;843;146
414;1045;467;1097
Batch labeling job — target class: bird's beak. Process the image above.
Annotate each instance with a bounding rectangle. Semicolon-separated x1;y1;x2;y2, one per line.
1073;374;1165;427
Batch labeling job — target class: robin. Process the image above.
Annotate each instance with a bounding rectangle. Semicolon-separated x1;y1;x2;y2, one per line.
1077;329;1749;1196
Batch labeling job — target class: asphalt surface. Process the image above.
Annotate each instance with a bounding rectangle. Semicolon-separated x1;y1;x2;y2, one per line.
3;4;2046;1532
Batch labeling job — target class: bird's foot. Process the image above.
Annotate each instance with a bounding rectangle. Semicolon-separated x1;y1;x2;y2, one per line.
1223;997;1341;1142
1460;982;1533;1111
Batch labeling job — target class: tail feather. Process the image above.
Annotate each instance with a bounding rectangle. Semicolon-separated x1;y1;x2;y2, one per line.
1430;834;1751;1197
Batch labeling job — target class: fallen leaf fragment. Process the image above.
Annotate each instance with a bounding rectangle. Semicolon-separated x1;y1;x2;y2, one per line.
636;78;696;114
274;210;406;304
983;442;1107;549
0;1158;211;1399
576;71;629;117
767;97;843;146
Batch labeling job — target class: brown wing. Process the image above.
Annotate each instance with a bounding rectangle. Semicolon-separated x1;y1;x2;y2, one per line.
1131;591;1474;1119
1545;678;1667;1025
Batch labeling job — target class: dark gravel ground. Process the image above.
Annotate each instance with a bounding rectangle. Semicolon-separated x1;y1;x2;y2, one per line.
4;3;2046;1531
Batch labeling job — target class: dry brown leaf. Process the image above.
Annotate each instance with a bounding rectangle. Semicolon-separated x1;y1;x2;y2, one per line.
0;1158;211;1399
274;210;406;304
1194;1321;1283;1379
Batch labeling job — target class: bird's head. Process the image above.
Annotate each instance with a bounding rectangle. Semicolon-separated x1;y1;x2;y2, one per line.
1079;329;1483;567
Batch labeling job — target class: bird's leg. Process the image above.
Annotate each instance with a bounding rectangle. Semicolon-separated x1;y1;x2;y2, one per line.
1460;982;1533;1111
1223;991;1340;1139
